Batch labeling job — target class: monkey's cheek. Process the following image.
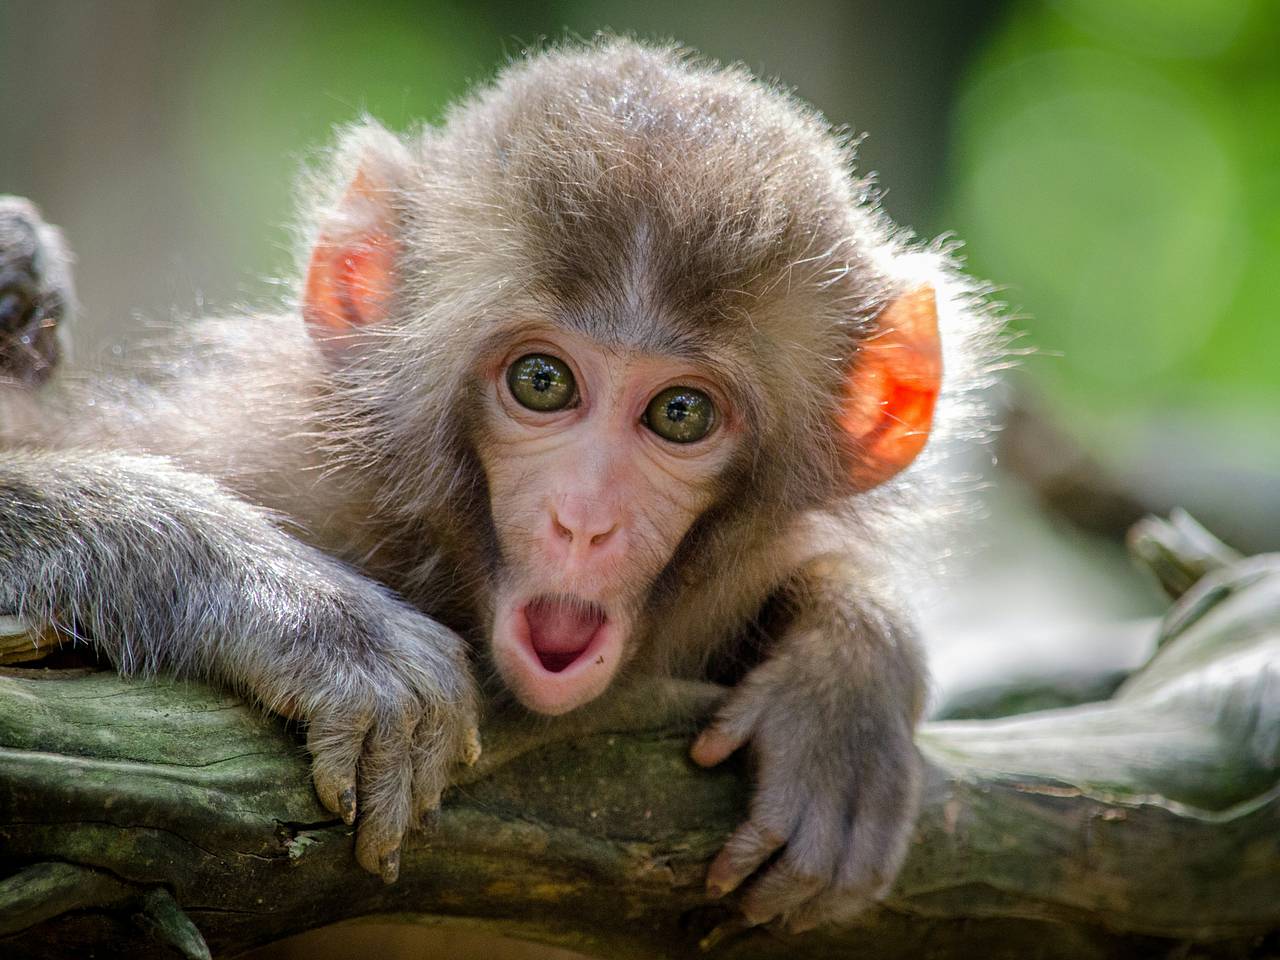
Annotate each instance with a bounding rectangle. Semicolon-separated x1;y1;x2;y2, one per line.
490;611;625;716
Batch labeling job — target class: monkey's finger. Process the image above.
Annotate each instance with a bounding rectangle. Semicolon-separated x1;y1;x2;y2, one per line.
705;819;787;898
785;892;870;934
409;713;453;822
740;859;826;926
460;723;482;767
690;695;765;767
786;786;904;932
783;791;906;931
690;726;747;767
690;661;783;767
354;712;416;882
307;711;373;826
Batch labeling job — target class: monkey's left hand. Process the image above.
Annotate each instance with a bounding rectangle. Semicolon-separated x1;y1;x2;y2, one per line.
691;595;925;932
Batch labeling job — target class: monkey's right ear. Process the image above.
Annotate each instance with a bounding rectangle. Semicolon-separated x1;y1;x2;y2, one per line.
302;126;410;347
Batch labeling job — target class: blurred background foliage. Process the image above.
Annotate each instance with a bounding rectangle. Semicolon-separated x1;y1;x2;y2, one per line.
951;0;1280;499
4;0;1275;461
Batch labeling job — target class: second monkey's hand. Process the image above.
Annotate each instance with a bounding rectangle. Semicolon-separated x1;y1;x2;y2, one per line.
691;600;924;931
0;196;72;387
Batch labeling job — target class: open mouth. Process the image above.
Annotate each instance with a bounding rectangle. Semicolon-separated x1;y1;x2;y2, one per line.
522;595;608;674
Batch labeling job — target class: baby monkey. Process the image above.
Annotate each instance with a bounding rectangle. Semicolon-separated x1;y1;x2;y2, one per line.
0;41;998;930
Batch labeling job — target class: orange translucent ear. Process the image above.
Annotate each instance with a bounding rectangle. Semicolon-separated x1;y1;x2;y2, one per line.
840;284;943;490
302;171;396;341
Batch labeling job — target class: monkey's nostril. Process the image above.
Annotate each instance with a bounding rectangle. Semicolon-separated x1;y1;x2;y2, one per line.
590;525;617;546
552;515;574;542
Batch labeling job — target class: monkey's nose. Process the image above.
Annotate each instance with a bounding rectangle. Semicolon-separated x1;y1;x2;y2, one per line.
549;506;620;549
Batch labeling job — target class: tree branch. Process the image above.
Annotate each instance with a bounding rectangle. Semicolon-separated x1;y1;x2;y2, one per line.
1;516;1277;959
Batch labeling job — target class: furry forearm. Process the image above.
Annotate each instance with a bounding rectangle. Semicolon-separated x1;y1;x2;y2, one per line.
0;447;481;879
0;449;463;712
691;560;927;928
784;558;928;728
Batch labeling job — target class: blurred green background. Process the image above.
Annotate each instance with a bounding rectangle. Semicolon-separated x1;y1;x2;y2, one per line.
4;2;1277;436
2;3;1276;956
4;0;1276;543
2;0;1276;609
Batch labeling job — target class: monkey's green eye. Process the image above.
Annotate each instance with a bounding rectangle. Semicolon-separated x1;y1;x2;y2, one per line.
507;354;577;412
644;387;715;444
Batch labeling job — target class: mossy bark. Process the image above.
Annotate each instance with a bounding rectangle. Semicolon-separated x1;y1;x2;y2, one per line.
1;515;1277;959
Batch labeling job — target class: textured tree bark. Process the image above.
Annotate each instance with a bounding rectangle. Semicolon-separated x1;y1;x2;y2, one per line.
1;514;1277;960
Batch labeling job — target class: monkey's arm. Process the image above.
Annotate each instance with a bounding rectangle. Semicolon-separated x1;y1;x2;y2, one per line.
0;450;480;881
691;559;926;931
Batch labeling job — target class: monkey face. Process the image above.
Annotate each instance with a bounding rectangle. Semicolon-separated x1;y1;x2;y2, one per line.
474;327;740;714
298;76;947;721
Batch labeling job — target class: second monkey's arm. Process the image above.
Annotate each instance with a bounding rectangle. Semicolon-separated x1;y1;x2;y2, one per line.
692;558;926;930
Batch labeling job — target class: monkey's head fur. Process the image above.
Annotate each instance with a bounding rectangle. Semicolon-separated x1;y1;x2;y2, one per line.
298;39;1002;715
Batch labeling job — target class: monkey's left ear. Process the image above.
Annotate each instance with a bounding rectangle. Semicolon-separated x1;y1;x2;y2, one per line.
303;127;409;346
840;284;943;490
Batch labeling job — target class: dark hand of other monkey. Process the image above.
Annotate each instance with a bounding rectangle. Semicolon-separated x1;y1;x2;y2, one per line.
0;196;72;387
0;41;1001;928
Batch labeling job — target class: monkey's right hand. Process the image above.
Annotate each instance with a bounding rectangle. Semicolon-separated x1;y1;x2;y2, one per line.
289;590;482;883
0;450;479;885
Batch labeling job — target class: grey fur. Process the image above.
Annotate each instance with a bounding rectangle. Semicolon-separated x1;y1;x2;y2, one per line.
0;40;1002;922
0;450;478;881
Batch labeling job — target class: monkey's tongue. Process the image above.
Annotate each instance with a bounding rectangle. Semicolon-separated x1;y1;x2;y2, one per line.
524;597;606;673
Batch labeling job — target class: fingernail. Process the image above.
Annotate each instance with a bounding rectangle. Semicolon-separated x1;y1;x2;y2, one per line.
698;919;750;952
464;728;482;765
380;848;400;884
339;787;357;825
706;882;725;899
